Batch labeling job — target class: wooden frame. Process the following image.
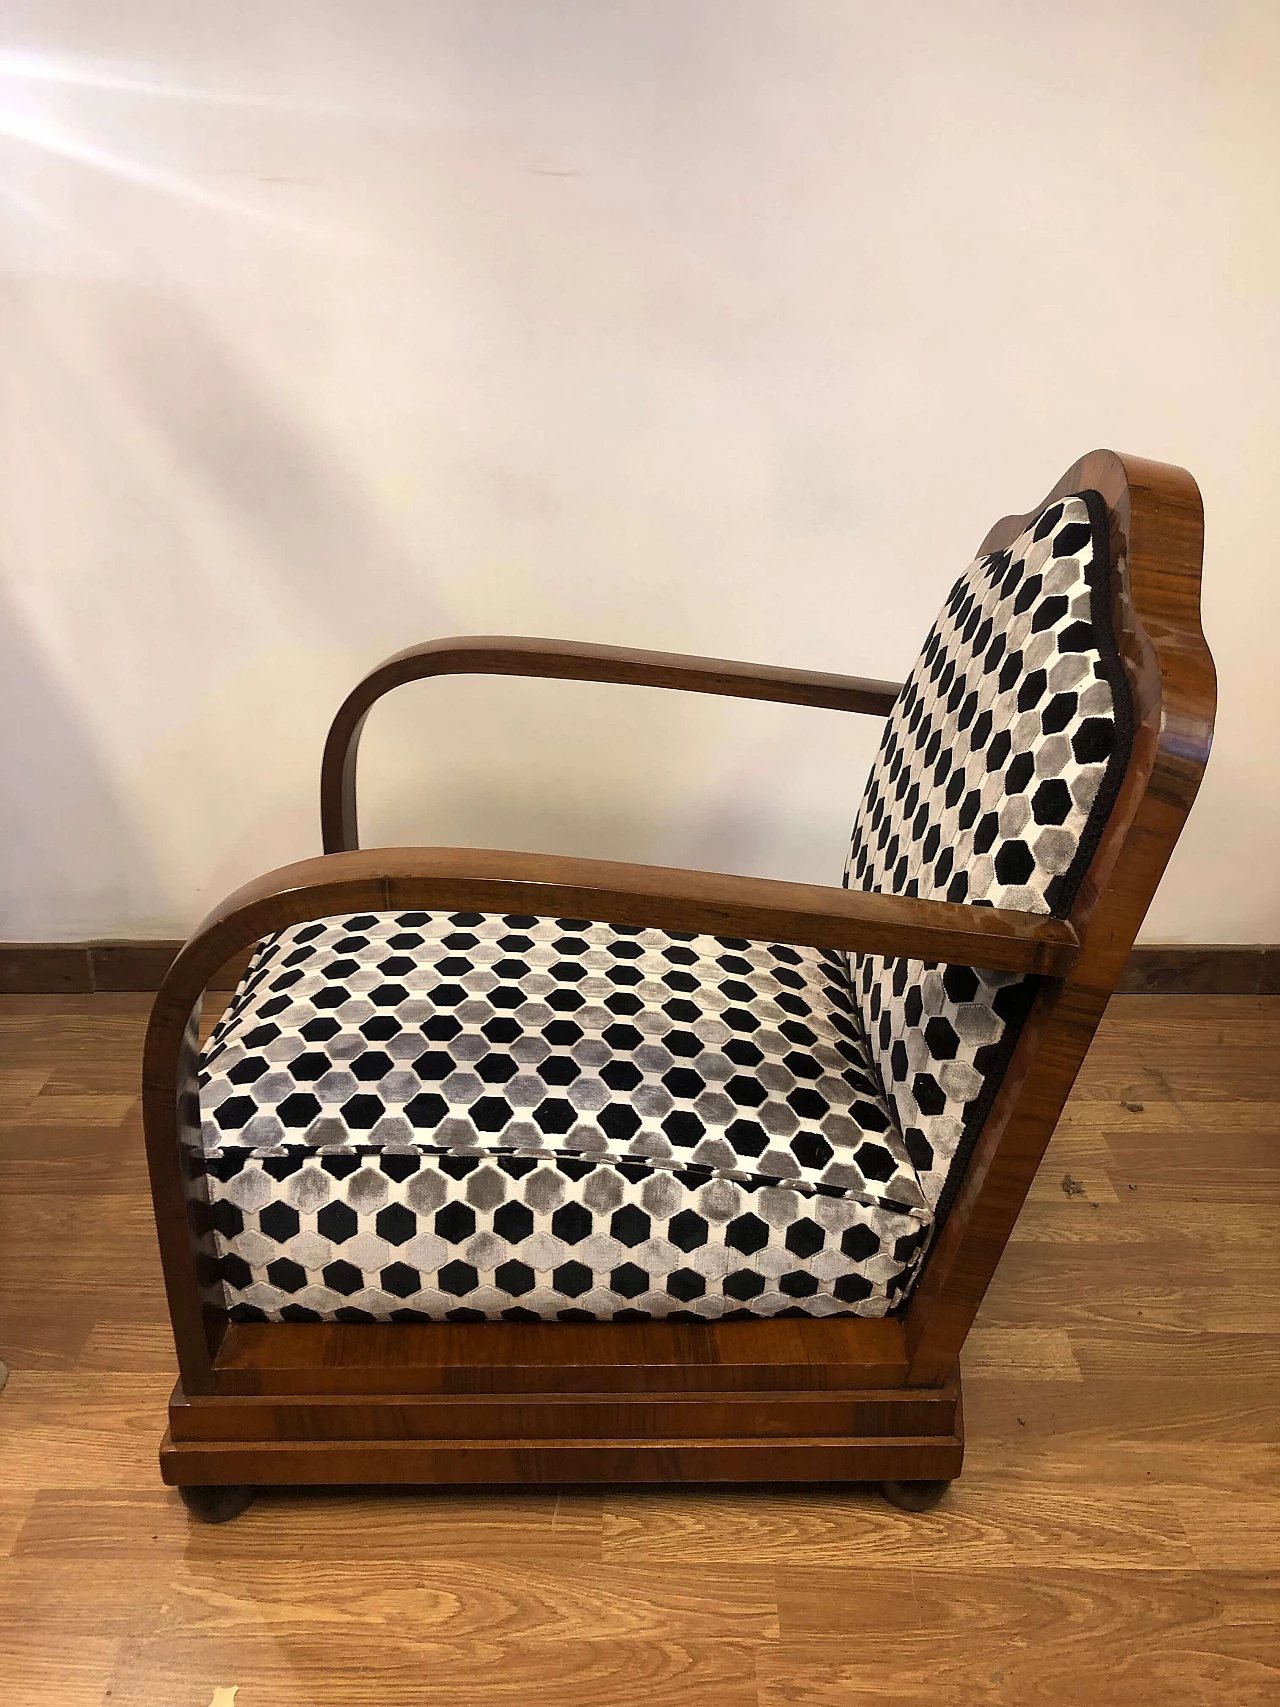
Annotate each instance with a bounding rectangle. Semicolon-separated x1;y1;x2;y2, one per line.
143;450;1214;1511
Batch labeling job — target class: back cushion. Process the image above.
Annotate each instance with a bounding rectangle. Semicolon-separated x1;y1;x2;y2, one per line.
845;491;1133;1231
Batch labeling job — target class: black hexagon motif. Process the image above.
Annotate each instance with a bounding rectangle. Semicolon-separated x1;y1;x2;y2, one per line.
381;1261;424;1297
663;1067;705;1099
213;1095;258;1131
552;1261;592;1297
725;1074;766;1108
841;1223;881;1261
1033;778;1072;824
434;1202;476;1244
610;1262;649;1299
219;1252;254;1290
404;1092;448;1128
662;1029;701;1058
994;840;1035;885
834;1273;874;1303
942;964;979;1004
791;1132;833;1171
277;1092;321;1128
912;1073;947;1117
788;1087;829;1121
924;1017;960;1060
723;1038;763;1067
322;1259;364;1296
227;1056;267;1084
370;983;409;1008
475;1053;517;1084
299;1016;340;1043
723;1269;766;1300
436;1260;477;1296
546;1018;585;1046
725;1117;767;1156
785;1218;825;1259
536;1054;579;1086
470;1096;514;1132
973;810;1000;854
482;1016;522;1043
317;1200;358;1243
259;1200;300;1243
551;1202;593;1245
598;1104;641;1142
1073;716;1115;763
534;1099;576;1135
208;1199;243;1238
423;1014;462;1041
662;1110;704;1147
340;1094;385;1130
351;1050;393;1081
600;1059;642;1092
411;1050;454;1081
375;1203;417;1246
286;1052;330;1081
666;1268;706;1302
668;1209;708;1251
611;1205;650;1247
495;1259;536;1296
780;1271;819;1297
854;1141;898;1181
493;1201;534;1243
726;1213;769;1255
265;1256;308;1293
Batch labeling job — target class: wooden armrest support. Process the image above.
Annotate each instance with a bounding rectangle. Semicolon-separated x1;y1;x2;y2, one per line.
155;847;1077;1026
320;635;903;854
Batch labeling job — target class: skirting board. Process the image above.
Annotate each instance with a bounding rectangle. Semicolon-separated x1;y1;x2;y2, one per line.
2;940;1278;997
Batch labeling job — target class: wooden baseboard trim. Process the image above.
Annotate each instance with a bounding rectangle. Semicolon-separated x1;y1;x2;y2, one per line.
1;940;1276;998
1116;945;1280;995
0;940;252;995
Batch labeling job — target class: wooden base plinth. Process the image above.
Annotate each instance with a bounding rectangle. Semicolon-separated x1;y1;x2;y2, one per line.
160;1426;963;1488
159;1318;963;1491
160;1324;961;1489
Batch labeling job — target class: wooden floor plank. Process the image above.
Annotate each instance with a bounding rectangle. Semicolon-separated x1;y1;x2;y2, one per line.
103;1634;763;1707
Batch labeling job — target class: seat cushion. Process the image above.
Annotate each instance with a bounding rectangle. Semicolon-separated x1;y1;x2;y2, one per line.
193;910;932;1322
845;490;1134;1231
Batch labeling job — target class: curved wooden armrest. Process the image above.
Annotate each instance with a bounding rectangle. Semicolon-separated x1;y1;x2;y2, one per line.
319;635;904;854
151;846;1077;1036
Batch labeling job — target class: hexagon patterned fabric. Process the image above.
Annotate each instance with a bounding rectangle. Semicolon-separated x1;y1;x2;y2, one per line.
193;915;932;1321
845;490;1132;1234
192;487;1131;1322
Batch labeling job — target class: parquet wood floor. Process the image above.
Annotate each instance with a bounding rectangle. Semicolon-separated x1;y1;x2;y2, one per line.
1;993;1277;1705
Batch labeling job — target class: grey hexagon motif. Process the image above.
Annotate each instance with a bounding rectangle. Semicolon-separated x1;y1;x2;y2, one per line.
193;491;1129;1323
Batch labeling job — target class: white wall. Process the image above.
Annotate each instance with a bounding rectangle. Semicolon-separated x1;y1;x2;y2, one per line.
2;0;1277;944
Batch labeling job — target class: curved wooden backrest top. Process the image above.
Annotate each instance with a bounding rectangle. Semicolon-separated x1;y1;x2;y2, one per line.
141;449;1215;1396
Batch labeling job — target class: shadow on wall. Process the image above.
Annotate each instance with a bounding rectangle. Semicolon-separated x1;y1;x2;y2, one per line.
0;584;162;939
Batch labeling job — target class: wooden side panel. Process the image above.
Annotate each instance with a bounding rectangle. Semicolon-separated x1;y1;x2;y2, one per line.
212;1316;910;1395
159;1431;965;1488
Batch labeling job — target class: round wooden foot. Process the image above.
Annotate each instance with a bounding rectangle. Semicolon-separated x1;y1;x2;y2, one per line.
177;1484;257;1524
881;1478;953;1512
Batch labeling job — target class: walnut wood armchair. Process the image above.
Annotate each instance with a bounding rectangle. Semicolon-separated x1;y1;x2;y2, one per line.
142;450;1214;1522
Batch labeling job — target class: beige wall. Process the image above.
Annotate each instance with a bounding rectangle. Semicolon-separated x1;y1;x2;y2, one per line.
2;1;1277;943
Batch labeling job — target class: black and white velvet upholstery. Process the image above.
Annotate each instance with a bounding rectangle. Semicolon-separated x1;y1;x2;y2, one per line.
193;914;930;1321
845;491;1132;1232
191;490;1131;1321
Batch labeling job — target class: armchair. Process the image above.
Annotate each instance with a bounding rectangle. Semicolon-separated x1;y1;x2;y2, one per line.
143;449;1214;1520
